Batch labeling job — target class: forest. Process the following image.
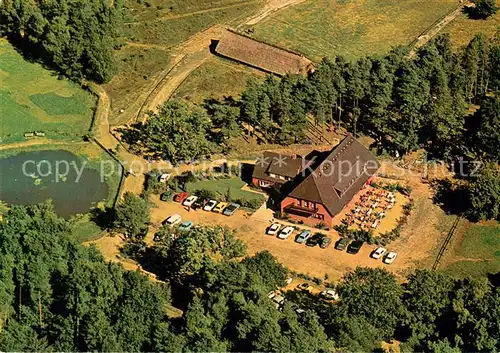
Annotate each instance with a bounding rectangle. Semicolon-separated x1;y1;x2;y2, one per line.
0;202;498;352
0;0;122;83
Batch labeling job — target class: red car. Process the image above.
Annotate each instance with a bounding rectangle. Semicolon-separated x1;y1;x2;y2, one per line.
173;192;189;203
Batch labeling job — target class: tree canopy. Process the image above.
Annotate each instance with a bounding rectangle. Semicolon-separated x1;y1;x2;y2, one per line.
0;0;122;83
1;202;499;351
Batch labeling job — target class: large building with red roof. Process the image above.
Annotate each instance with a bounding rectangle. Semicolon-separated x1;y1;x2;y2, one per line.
252;136;380;226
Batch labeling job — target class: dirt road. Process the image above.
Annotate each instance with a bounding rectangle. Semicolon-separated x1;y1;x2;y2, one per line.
409;3;469;56
243;0;307;26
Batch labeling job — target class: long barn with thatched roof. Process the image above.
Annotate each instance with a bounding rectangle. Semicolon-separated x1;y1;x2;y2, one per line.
214;30;314;76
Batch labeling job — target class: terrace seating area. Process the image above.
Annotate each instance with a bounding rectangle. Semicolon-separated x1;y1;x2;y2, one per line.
341;188;397;232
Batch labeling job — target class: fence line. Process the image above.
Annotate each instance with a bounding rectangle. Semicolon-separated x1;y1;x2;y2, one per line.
432;214;463;271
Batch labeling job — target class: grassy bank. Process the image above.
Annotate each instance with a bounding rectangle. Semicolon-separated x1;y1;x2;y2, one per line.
0;142;122;242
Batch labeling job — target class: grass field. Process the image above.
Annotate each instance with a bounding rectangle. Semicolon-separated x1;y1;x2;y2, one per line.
185;177;265;204
248;0;459;61
443;1;500;48
0;39;96;144
105;0;262;124
442;222;500;278
123;2;260;45
172;57;264;103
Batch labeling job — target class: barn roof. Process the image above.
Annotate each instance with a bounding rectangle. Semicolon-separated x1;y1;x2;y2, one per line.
215;30;313;76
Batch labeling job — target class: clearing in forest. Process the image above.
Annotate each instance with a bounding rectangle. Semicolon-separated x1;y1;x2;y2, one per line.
248;0;460;60
0;39;96;144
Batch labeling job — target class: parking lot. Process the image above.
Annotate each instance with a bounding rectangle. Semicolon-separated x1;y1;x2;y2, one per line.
149;194;408;280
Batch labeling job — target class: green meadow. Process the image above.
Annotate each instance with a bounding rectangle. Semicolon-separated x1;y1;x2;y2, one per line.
249;0;459;61
0;39;96;144
443;223;500;278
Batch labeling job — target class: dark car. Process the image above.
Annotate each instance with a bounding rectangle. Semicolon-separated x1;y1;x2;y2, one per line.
347;240;364;254
160;191;172;202
306;233;323;247
335;238;350;251
223;203;240;216
192;198;205;210
320;236;332;249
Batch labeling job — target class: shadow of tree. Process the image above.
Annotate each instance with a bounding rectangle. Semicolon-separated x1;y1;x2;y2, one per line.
431;179;470;215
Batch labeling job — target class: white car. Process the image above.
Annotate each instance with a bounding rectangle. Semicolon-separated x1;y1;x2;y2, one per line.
286;277;293;285
278;226;295;240
183;195;198;207
384;251;398;264
158;173;171;183
371;247;387;259
203;199;218;211
164;214;182;227
321;289;339;300
266;223;281;235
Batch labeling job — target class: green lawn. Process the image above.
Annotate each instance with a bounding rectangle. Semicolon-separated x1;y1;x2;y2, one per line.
185;177;265;205
248;0;459;61
442;223;500;278
0;39;96;144
172;57;264;103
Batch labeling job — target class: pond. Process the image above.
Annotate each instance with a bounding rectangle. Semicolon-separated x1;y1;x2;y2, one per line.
0;150;110;218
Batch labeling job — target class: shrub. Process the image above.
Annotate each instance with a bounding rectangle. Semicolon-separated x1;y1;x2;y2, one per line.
312;277;323;285
315;221;328;230
194;188;217;201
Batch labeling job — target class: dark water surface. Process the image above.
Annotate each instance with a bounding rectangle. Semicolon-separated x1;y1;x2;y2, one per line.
0;150;109;218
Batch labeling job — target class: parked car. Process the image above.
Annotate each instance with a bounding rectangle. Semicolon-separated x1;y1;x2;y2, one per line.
384;251;398;264
178;221;194;231
278;226;295;240
223;203;240;216
192;198;205;210
306;233;323;247
203;199;218;211
286;277;293;285
173;192;189;203
160;191;172;202
183;195;198;207
158;173;171;183
295;230;312;244
164;214;182;227
347;240;364;254
266;223;281;235
320;236;332;249
321;289;339;300
335;238;350;251
213;202;228;213
371;247;387;259
297;282;313;292
272;294;285;309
